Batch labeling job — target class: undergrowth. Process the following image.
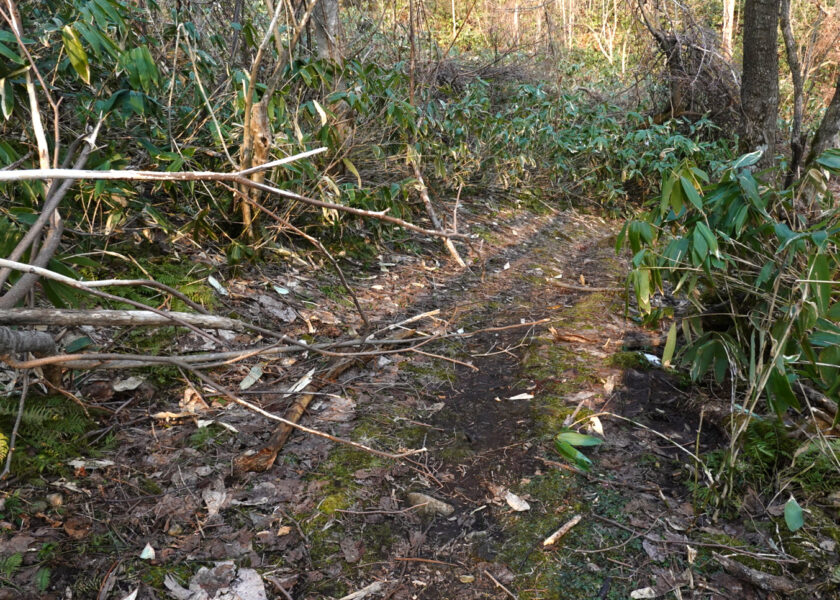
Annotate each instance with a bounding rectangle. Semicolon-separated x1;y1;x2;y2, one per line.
0;394;93;476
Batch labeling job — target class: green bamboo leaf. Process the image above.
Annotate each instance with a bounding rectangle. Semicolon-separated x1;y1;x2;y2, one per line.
62;26;90;84
816;149;840;172
342;158;362;187
554;439;593;471
662;322;677;367
556;431;602;447
680;175;703;210
0;41;24;65
766;366;799;415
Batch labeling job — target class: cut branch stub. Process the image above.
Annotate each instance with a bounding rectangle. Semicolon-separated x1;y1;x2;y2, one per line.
0;326;55;355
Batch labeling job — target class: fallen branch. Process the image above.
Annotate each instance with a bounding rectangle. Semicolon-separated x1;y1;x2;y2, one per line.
547;279;624;293
337;581;385;600
0;326;55;355
0;309;242;330
182;362;425;463
543;514;583;547
410;155;466;267
712;552;797;593
0;259;223;345
0;314;545;370
0;150;468;241
483;570;518;600
234;328;420;473
236;191;370;329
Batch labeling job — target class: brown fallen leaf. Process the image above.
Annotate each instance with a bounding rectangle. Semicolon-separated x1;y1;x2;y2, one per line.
64;516;92;540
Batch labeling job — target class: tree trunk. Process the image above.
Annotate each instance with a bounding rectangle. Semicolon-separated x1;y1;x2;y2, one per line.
721;0;735;57
780;0;805;186
313;0;341;61
805;74;840;167
739;0;781;168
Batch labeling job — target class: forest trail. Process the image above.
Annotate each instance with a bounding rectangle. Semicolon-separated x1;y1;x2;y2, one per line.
1;208;803;600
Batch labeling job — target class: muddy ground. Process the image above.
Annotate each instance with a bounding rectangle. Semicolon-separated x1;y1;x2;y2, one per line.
1;207;838;599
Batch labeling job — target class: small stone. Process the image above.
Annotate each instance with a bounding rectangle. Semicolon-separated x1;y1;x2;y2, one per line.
46;493;63;508
406;492;454;517
820;539;837;552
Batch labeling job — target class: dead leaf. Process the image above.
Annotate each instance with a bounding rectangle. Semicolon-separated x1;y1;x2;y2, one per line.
406;492;454;516
257;294;296;322
113;376;145;392
180;387;209;412
319;396;356;422
340;538;364;563
504;491;530;512
203;488;229;518
64;516;92;540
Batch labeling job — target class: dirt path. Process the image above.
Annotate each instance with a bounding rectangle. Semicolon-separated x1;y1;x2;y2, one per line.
0;209;830;600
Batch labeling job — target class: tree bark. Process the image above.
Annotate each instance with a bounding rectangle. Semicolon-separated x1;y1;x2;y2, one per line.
0;309;247;330
739;0;781;168
780;0;805;186
722;0;735;57
805;74;840;167
0;326;55;356
312;0;341;60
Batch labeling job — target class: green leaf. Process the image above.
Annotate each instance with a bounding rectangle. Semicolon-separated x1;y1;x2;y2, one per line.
766;366;800;415
34;567;51;592
737;171;763;210
732;150;762;169
809;254;831;315
0;41;24;65
692;226;708;264
695;222;719;256
0;552;22;576
784;497;804;532
556;431;602;447
65;336;92;352
680;175;703;210
662;322;677;367
633;269;651;314
342;158;362;187
62;26;90;85
554;439;593;471
815;149;840;173
818;346;840;388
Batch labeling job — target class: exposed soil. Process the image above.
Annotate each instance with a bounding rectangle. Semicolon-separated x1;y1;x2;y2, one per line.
1;208;838;600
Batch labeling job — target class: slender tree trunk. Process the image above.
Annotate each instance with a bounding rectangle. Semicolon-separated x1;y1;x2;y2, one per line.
722;0;735;57
313;0;341;60
739;0;781;168
780;0;805;186
409;0;416;105
514;1;520;45
805;74;840;166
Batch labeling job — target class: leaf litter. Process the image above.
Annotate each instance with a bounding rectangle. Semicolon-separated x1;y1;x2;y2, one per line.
0;209;834;599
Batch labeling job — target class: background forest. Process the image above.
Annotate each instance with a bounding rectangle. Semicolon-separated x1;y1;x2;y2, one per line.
1;0;840;598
